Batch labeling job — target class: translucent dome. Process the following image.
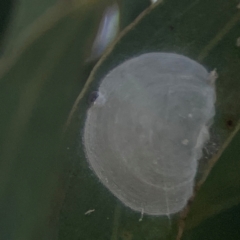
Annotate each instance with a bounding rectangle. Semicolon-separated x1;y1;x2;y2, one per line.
83;53;216;216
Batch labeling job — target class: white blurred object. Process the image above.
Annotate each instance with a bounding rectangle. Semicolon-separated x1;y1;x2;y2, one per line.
87;4;119;61
236;37;240;47
150;0;158;4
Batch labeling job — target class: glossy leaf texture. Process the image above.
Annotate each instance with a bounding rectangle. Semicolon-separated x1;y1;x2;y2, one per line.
117;0;150;29
2;0;58;52
0;0;112;240
61;0;240;239
181;130;240;240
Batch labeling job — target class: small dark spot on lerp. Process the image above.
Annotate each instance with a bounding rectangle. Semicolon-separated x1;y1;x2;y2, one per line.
169;25;174;31
88;91;99;104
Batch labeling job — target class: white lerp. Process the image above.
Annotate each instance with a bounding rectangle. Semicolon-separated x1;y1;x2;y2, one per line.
83;53;216;216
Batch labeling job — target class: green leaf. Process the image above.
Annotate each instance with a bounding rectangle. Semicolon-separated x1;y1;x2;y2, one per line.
182;203;240;240
0;1;111;240
117;0;150;29
0;0;14;48
181;130;240;240
62;0;240;239
2;0;58;51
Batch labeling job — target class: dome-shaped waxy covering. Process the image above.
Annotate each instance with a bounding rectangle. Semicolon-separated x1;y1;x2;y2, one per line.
83;53;216;216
